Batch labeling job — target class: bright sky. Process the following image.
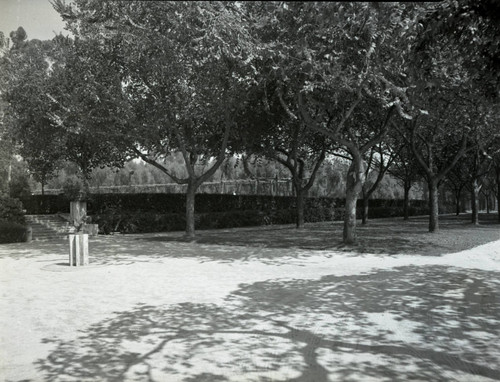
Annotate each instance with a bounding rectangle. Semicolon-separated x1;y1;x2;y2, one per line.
0;0;68;41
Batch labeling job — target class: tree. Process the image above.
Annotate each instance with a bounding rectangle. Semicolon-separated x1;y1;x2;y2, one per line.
0;26;125;198
46;35;129;185
53;0;258;237
483;134;500;221
8;158;32;199
239;82;328;228
398;90;473;232
467;145;493;225
479;169;496;214
0;96;13;195
415;0;500;99
399;0;500;232
360;141;399;225
244;2;417;243
387;138;422;220
445;160;470;216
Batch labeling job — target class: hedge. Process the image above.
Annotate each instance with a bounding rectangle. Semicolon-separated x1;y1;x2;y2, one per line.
20;194;69;215
23;192;429;215
90;204;434;235
20;193;454;235
92;205;340;234
21;193;338;215
0;221;30;244
0;195;26;225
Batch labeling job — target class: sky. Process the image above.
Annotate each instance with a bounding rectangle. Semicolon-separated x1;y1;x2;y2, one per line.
0;0;68;41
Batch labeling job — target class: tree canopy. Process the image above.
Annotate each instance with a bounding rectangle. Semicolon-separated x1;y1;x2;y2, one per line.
1;0;499;240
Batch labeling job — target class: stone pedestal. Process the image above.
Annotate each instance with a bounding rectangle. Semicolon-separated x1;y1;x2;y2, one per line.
69;233;89;266
24;226;32;242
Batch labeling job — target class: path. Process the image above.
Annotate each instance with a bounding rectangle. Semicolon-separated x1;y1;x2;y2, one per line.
0;229;499;381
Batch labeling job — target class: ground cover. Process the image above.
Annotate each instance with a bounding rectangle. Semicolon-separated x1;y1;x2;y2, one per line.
0;213;499;381
145;213;500;256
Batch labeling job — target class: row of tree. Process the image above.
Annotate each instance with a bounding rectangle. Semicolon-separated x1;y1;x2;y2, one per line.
1;1;499;243
26;154;413;201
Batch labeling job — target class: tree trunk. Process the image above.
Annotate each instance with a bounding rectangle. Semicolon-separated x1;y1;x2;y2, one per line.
343;190;358;244
498;186;500;223
497;167;500;223
428;179;439;232
185;180;197;238
455;190;461;216
403;183;411;220
361;195;369;225
294;182;306;229
471;180;480;225
343;161;365;244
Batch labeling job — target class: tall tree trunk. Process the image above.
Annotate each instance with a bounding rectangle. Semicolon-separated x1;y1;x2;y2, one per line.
295;185;305;229
41;180;45;196
471;180;480;225
454;189;461;216
486;194;490;214
343;161;365;244
428;179;439;232
497;167;500;222
343;190;359;244
403;182;411;220
498;186;500;223
185;180;197;238
361;195;369;225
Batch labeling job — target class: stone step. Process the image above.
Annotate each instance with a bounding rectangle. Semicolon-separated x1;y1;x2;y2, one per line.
26;214;76;241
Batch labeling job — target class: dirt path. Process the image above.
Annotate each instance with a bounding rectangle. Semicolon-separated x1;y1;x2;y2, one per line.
1;225;499;381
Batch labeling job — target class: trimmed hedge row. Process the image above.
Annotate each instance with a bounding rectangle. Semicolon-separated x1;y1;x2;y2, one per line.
92;207;337;234
92;205;433;235
21;195;69;215
22;193;429;215
0;221;30;244
22;193;338;214
89;193;338;214
20;193;449;235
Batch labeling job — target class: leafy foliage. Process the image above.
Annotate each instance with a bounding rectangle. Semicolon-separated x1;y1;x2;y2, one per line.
0;221;29;243
0;194;26;224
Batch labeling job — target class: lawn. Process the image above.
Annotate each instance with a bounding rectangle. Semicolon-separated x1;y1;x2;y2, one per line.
144;212;500;256
0;213;499;381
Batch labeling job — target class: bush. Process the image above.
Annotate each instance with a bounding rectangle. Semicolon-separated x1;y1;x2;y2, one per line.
0;195;26;224
197;210;267;229
0;221;30;243
93;209;291;234
93;212;186;234
9;175;31;200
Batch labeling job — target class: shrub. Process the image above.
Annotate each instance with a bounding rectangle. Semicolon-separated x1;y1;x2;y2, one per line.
197;210;267;229
9;175;31;200
93;212;186;234
0;195;26;225
0;221;30;243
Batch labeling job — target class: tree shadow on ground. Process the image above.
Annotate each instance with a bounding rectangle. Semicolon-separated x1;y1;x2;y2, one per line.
35;265;500;382
138;213;500;256
1;214;498;264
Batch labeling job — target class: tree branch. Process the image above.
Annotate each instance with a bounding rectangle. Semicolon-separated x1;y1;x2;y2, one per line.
131;146;186;184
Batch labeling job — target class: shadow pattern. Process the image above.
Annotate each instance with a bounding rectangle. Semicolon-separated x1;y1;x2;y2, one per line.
35;265;500;381
138;213;500;256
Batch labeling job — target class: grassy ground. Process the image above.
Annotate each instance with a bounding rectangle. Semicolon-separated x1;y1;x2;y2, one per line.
144;212;500;256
